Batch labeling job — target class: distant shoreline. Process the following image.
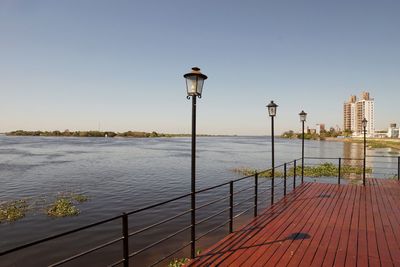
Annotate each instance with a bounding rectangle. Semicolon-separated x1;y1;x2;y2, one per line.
325;137;400;150
4;130;236;138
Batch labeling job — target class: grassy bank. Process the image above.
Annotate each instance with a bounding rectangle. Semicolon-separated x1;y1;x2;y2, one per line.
232;162;372;178
331;138;400;151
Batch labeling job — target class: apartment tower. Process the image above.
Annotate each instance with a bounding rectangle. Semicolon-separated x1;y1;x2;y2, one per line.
343;92;375;136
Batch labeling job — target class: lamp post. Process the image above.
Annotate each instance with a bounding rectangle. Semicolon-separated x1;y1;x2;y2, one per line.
267;100;278;205
362;118;367;186
184;67;207;259
299;110;307;183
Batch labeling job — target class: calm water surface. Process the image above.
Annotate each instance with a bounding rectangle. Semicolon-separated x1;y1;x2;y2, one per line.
0;135;398;266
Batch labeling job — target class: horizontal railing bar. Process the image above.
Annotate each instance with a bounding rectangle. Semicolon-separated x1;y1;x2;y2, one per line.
196;195;230;211
49;237;123;267
233;184;255;195
195;220;230;241
195;181;231;194
367;161;398;164
258;187;273;194
372;172;397;176
109;259;124;267
0;215;123;256
233;195;256;208
129;225;191;258
148;242;192;267
126;193;191;216
370;166;397;169
305;156;364;160
257;169;272;175
195;207;230;226
233;205;255;219
129;209;191;237
258;179;272;185
366;155;399;158
232;173;258;183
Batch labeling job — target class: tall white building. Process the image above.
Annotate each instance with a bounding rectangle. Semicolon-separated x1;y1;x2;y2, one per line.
343;92;375;136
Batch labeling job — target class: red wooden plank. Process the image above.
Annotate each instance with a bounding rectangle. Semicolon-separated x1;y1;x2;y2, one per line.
290;185;354;266
319;182;353;267
376;180;400;265
371;179;394;266
276;185;343;267
190;183;313;266
365;179;381;267
334;183;357;266
357;184;369;267
221;183;330;267
255;184;339;266
306;184;350;267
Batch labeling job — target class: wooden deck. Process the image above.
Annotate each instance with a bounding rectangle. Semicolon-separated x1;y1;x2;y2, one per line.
188;179;400;267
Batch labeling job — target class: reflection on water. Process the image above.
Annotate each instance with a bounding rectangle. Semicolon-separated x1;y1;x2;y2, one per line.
0;136;398;266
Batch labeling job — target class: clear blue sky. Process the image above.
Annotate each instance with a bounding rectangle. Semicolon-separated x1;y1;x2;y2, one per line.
1;0;399;135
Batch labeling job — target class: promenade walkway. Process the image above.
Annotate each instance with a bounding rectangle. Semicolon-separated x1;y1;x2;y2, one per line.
188;179;400;266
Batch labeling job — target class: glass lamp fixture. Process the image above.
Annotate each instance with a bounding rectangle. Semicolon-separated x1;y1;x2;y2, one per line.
362;118;368;128
183;67;208;97
267;101;278;117
299;110;307;122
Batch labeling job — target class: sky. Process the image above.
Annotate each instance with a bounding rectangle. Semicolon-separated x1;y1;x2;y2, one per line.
0;0;399;135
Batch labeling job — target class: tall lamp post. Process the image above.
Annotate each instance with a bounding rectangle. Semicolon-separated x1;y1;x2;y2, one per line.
299;110;307;183
267;101;278;205
184;67;207;259
362;118;367;186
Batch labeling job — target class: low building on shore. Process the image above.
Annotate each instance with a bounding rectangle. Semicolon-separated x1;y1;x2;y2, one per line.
387;123;399;138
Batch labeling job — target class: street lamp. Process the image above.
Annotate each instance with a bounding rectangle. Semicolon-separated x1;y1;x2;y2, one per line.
267;100;278;205
299;110;307;183
362;118;367;186
184;67;207;259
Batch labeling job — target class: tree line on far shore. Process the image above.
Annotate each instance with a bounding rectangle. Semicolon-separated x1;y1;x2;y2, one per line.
6;130;195;138
281;128;352;140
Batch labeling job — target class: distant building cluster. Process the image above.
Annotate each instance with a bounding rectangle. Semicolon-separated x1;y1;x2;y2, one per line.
387;123;399;138
343;92;375;137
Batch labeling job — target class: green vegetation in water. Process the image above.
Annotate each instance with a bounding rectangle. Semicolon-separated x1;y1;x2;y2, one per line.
47;193;89;217
168;258;189;267
232;162;372;178
1;192;89;221
168;249;201;267
0;200;28;223
47;198;80;217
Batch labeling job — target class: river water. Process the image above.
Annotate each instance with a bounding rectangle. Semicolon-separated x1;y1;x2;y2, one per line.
0;136;398;266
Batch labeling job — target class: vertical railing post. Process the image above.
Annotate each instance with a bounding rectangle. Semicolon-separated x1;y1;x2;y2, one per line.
293;160;297;190
122;213;129;267
398;157;399;181
254;173;258;217
229;181;233;233
284;163;287;196
338;157;341;185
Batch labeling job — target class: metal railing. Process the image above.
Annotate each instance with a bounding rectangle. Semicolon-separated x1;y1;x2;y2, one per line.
1;155;399;266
